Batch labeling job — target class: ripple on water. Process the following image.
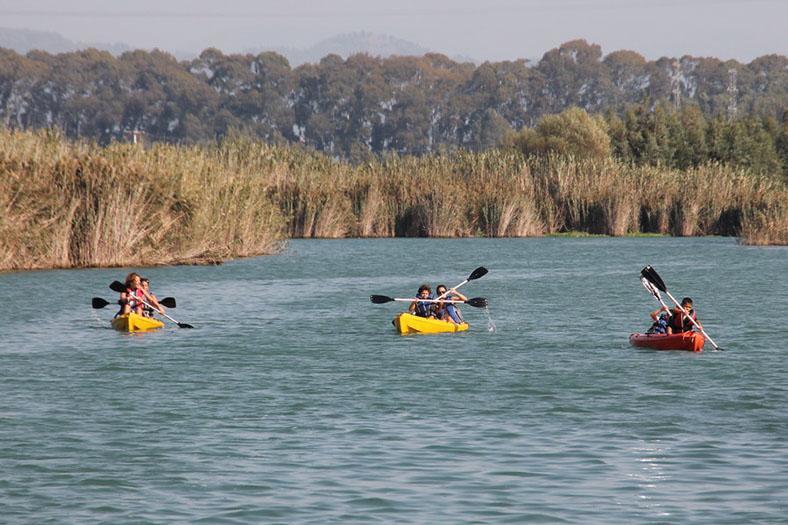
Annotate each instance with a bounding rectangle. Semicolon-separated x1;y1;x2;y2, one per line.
1;238;786;523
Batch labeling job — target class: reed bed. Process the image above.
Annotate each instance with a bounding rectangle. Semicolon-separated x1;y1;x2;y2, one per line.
1;130;785;271
0;130;285;270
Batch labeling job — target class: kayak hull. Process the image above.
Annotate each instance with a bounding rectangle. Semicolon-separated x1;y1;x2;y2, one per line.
629;332;705;352
393;312;469;335
112;313;164;332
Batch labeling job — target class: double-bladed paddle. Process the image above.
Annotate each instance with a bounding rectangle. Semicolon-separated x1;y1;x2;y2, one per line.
435;266;488;300
109;281;194;329
640;266;723;351
371;266;489;328
640;277;670;312
370;295;489;308
92;296;176;309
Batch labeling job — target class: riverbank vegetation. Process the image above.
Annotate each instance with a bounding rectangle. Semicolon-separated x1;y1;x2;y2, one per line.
2;128;785;270
0;129;285;270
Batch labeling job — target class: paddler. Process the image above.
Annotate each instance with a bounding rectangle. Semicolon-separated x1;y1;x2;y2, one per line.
647;305;670;334
435;284;467;325
409;284;436;318
667;297;703;334
140;277;165;318
118;272;162;316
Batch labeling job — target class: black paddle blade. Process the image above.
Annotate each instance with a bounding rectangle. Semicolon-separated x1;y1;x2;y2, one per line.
92;297;111;309
109;280;125;293
370;295;395;304
640;266;667;292
177;322;194;329
465;297;489;308
468;266;488;281
159;297;176;308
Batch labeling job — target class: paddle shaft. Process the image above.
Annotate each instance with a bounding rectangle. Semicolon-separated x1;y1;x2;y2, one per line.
642;278;670;312
435;280;469;301
124;292;190;328
653;290;671;312
435;268;483;300
663;289;721;350
93;296;175;309
395;298;472;304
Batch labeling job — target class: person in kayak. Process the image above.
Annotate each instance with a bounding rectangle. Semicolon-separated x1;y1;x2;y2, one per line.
668;297;703;334
647;306;671;334
118;272;161;316
435;284;467;325
409;284;436;318
140;277;165;318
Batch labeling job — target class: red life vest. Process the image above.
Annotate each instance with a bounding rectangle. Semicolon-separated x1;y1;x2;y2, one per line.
126;287;145;309
670;308;696;333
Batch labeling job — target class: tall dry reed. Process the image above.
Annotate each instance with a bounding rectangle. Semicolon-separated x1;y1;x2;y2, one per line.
2;130;785;271
0;130;285;270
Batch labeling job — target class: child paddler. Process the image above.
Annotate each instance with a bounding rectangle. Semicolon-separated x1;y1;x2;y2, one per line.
668;297;703;334
118;272;163;317
140;277;165;318
409;284;436;318
647;306;670;334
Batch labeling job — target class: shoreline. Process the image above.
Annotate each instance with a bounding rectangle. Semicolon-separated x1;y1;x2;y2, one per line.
2;131;785;272
5;233;785;274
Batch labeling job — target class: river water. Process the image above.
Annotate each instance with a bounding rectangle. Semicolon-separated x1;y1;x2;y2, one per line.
1;237;786;523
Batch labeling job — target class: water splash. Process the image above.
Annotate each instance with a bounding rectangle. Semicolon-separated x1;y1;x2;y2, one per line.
483;306;497;332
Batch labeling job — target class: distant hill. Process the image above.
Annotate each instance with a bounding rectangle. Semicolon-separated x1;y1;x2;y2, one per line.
0;27;469;64
0;27;77;54
250;31;432;65
0;27;130;55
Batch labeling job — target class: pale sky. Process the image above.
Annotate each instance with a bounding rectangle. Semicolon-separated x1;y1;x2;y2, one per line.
0;0;785;61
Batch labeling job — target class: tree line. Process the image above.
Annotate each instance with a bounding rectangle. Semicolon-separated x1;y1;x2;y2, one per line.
1;40;786;168
506;105;787;178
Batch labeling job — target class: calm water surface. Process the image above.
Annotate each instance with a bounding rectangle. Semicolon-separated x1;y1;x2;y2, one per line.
1;238;786;523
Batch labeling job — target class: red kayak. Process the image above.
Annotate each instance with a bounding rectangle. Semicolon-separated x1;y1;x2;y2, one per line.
629;332;705;352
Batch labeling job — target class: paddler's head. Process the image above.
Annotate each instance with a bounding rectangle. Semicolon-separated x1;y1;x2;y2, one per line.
125;272;142;289
417;284;431;298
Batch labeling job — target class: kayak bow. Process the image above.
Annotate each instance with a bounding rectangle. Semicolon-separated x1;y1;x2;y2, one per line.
629;332;705;352
111;313;165;332
393;312;469;335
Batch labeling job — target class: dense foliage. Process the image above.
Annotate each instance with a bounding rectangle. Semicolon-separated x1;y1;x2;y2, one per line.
506;105;788;178
2;130;785;271
1;40;785;164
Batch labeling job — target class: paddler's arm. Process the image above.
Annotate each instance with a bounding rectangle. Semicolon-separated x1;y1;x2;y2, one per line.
142;289;165;314
449;289;468;301
650;306;668;320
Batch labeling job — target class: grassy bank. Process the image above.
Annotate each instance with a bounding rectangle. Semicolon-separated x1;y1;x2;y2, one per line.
0;130;285;271
263;146;785;244
1;130;785;271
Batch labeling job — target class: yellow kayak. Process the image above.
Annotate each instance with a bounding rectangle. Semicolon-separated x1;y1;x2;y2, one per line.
111;313;164;332
393;312;469;335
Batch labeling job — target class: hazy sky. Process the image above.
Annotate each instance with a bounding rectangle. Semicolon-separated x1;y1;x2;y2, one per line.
0;0;785;61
